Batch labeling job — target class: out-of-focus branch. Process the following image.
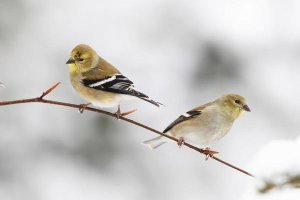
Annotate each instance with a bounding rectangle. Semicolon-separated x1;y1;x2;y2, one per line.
259;175;300;193
0;82;254;178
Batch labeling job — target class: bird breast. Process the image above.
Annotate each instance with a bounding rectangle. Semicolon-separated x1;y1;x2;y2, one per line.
170;107;234;146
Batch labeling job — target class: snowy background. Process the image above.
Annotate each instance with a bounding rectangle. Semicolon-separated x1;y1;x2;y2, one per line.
0;0;300;199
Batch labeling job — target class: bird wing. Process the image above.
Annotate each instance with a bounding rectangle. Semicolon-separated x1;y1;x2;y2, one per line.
82;74;162;107
82;74;147;96
163;110;202;133
163;102;214;133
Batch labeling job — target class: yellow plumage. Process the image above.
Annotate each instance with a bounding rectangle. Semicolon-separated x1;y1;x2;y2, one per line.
66;44;162;112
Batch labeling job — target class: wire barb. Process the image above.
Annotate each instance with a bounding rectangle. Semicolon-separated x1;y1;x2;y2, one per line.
0;82;254;178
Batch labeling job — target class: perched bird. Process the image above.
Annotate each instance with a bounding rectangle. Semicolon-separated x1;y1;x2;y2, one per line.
144;94;250;150
66;44;162;116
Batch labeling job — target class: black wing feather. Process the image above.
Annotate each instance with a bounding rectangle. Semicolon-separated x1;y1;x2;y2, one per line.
82;74;148;98
163;110;202;133
82;74;162;107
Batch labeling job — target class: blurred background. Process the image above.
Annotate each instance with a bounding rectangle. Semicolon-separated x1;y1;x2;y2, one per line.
0;0;300;199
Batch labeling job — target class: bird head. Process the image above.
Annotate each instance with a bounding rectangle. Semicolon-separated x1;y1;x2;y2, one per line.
217;94;250;120
66;44;99;73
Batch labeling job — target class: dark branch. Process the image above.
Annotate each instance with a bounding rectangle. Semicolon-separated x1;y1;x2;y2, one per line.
0;82;254;177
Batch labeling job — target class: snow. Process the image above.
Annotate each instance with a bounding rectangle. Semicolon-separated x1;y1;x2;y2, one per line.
241;136;300;200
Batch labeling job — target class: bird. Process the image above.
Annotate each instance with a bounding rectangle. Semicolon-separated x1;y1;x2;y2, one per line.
143;94;250;153
66;44;162;117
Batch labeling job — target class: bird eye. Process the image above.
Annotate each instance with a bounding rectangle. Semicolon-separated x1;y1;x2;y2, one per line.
78;58;84;62
235;99;241;104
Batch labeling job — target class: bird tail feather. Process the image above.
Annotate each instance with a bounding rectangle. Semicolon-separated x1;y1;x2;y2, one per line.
143;136;167;149
138;96;164;107
132;89;163;107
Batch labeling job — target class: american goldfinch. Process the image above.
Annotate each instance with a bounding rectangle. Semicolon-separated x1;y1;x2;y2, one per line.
144;94;250;149
66;44;162;116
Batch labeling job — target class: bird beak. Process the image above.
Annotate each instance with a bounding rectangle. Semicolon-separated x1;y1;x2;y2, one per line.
242;104;251;112
66;57;75;64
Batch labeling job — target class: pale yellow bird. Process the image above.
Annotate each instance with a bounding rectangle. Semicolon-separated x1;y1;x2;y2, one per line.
66;44;162;116
144;94;250;150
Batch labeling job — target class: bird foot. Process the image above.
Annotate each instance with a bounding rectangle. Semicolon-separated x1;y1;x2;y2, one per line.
78;103;91;114
202;147;219;160
114;105;137;119
177;137;185;148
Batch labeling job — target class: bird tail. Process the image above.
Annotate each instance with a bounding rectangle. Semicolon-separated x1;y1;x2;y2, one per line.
143;136;167;149
130;88;163;107
138;96;164;107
